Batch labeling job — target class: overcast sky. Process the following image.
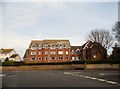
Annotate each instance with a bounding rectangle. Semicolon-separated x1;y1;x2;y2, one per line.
0;0;119;57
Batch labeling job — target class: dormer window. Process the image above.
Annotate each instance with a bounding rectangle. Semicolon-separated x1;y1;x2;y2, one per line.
51;44;55;49
65;43;69;48
38;45;42;49
59;44;63;49
76;49;80;54
31;44;37;50
44;44;48;49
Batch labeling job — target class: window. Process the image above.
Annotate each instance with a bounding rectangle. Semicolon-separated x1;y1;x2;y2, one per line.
51;44;55;49
31;57;35;60
76;49;80;54
43;45;48;49
31;52;36;55
59;44;63;49
58;56;63;60
39;52;42;55
38;57;42;60
66;51;68;54
38;45;42;49
72;57;75;60
45;45;48;49
45;51;48;55
31;44;37;50
71;50;75;54
65;43;69;48
66;56;69;60
58;51;63;54
45;57;48;60
93;55;96;59
76;57;80;60
50;51;56;54
50;57;55;60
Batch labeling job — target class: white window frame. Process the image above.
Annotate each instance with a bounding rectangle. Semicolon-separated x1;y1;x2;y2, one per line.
72;57;75;60
38;57;42;60
66;51;68;54
58;51;63;54
50;44;55;49
71;50;75;54
50;51;56;54
76;57;80;60
59;44;63;49
66;56;69;60
31;51;36;55
50;57;56;60
58;56;63;60
31;57;35;61
38;45;42;49
65;43;69;48
45;57;48;60
31;44;37;50
39;51;42;55
45;51;48;55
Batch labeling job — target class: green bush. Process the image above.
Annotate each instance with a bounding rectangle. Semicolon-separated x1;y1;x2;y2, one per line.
2;61;24;66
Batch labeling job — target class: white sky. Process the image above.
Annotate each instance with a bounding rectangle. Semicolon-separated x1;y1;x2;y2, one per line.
0;0;119;57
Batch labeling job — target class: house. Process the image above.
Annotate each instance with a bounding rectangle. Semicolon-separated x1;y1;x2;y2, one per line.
9;54;21;62
81;41;107;61
0;48;22;62
23;40;72;63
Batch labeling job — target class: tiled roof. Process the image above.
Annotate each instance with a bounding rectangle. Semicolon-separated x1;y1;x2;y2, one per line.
0;48;14;54
43;39;69;43
30;39;70;45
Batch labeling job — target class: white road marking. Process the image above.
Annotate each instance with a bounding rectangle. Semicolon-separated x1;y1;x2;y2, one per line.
74;75;79;76
64;72;120;86
97;79;107;82
7;75;18;77
84;76;93;79
106;81;118;84
90;77;97;80
64;72;71;75
0;74;6;77
99;73;105;75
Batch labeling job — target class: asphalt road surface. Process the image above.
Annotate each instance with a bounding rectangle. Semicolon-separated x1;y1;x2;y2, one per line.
1;70;120;88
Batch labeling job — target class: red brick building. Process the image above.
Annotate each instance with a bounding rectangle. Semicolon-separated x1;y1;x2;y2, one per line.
81;41;107;61
23;40;72;63
23;40;107;63
71;46;81;61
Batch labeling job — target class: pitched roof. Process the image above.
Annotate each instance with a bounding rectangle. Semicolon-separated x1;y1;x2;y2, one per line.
30;39;70;45
0;48;14;54
43;39;69;42
82;41;103;50
9;54;18;58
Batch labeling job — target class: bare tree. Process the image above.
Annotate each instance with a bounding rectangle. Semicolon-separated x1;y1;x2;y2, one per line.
112;21;120;46
86;29;113;50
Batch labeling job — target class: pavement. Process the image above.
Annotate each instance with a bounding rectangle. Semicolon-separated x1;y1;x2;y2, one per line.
1;70;120;88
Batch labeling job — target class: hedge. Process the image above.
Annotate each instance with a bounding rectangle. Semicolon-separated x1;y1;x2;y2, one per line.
1;59;120;66
85;59;120;64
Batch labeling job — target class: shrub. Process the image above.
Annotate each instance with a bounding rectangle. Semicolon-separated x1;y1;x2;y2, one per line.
2;61;24;66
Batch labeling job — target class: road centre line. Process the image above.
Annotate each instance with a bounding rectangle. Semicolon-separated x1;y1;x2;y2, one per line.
64;72;120;86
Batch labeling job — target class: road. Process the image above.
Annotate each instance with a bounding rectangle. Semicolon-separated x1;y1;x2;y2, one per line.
1;70;120;88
